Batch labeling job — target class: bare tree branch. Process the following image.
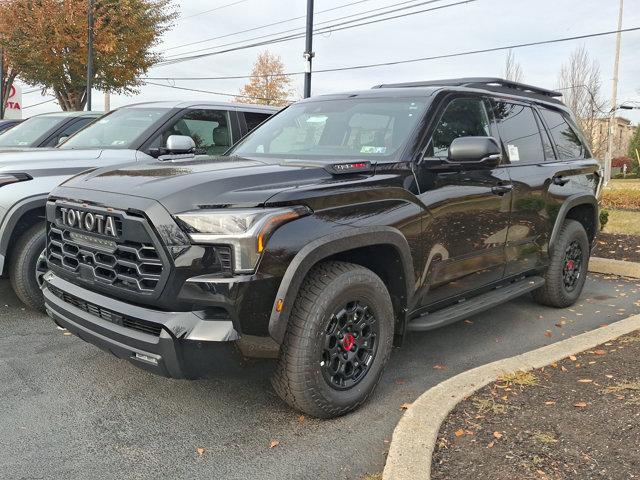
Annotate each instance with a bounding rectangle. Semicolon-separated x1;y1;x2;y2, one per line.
503;50;524;83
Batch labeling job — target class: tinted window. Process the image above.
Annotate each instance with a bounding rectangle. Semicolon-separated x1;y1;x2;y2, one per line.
493;102;544;164
232;97;427;161
536;110;556;160
61;108;166;149
425;98;491;158
148;109;232;156
539;108;588;159
244;112;271;132
0;115;66;147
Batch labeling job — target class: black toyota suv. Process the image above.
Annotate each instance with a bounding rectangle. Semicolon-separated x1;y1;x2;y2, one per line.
42;78;602;418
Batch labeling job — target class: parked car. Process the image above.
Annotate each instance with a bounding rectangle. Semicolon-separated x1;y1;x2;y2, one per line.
0;111;102;150
42;78;601;418
0;119;23;135
0;101;277;310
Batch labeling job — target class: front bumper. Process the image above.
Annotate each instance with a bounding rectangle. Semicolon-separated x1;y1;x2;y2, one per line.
43;272;243;379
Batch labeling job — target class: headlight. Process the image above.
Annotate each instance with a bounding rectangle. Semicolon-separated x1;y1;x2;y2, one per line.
0;173;31;187
175;206;310;273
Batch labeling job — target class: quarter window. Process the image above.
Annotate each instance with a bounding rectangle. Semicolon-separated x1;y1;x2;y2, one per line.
426;98;491;158
244;112;272;132
493;102;544;164
539;108;588;159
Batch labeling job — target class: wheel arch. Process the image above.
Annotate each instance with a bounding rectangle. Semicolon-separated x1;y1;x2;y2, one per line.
549;194;599;255
268;226;415;346
0;196;47;275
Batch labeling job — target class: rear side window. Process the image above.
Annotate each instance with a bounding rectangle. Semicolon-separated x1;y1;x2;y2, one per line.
539;108;588;159
493;102;544;164
244;112;271;132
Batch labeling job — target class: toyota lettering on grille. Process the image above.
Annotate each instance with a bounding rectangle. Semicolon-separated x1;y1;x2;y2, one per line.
59;207;118;238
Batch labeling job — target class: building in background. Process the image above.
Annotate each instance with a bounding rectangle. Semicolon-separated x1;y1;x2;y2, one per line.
3;84;22;119
592;116;637;159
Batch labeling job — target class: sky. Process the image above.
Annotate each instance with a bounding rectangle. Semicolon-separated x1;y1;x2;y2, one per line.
18;0;640;124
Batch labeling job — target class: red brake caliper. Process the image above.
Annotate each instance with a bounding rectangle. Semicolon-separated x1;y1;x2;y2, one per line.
566;259;575;270
342;333;355;352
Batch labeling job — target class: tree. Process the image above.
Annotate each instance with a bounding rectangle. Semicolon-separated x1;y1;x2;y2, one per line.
503;50;523;83
629;126;640;172
557;46;607;157
0;0;174;111
235;51;294;107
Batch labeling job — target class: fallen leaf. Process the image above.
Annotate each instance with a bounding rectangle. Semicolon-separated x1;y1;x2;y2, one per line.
574;402;588;408
561;366;568;372
298;415;305;425
605;374;614;379
578;379;593;383
269;440;280;449
454;429;465;437
594;349;607;356
63;332;72;336
493;431;503;439
544;330;553;337
400;403;412;410
433;364;447;370
487;441;495;448
464;319;473;325
196;447;205;456
544;401;556;405
569;355;577;361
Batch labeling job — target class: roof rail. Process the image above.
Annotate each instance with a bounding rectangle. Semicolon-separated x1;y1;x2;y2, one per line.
372;77;563;98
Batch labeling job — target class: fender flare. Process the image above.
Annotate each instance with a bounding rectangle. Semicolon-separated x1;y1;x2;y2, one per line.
268;226;415;344
0;195;48;274
548;194;599;255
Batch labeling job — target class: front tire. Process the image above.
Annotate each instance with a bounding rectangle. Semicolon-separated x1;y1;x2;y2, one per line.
272;261;394;418
533;219;590;308
9;223;47;312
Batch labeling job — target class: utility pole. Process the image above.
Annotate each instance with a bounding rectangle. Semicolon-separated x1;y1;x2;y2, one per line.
605;0;624;184
303;0;314;98
0;48;4;120
104;91;110;112
86;0;94;111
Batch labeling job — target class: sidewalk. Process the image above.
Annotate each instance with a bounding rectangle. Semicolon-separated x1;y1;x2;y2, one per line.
431;329;640;479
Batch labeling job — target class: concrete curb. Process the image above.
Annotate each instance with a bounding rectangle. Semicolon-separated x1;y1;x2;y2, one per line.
382;314;640;480
588;256;640;279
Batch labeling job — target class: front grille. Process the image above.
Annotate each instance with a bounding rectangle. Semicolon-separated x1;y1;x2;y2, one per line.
47;223;164;295
48;284;163;337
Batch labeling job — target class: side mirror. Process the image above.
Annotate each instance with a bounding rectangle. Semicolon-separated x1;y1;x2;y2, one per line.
165;135;195;154
447;136;502;168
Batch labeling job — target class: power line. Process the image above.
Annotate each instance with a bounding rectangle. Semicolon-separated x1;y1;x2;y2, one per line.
165;0;381;52
143;80;293;103
145;26;640;81
157;0;475;66
23;98;57;109
181;0;253;20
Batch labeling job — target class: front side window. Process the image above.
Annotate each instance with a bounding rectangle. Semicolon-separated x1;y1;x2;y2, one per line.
425;98;491;158
539;108;588;160
44;117;96;147
231;97;427;161
0;115;66;147
493;102;544;164
60;108;167;150
148;109;232;156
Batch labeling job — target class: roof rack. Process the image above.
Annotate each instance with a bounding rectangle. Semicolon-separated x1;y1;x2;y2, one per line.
372;77;563;98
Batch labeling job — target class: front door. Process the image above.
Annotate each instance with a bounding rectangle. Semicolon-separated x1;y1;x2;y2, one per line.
414;95;512;308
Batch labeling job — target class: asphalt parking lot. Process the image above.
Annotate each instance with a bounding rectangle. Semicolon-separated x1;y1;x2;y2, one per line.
1;274;639;480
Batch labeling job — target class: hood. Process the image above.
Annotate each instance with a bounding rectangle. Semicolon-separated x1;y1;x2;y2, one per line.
0;148;102;172
59;156;337;213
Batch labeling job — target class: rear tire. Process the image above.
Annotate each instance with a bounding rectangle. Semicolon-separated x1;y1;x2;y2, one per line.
9;223;47;312
272;261;394;418
533;219;589;308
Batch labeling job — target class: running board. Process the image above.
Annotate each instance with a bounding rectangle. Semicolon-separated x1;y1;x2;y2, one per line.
407;276;545;332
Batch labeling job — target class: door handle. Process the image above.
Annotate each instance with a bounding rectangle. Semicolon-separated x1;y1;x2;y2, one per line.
553;176;570;186
491;185;513;196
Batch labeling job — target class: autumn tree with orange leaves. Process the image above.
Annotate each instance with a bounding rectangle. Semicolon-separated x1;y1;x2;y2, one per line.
0;0;174;111
235;51;294;107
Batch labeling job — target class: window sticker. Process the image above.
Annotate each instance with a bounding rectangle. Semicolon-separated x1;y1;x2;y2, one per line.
507;144;520;162
360;146;387;154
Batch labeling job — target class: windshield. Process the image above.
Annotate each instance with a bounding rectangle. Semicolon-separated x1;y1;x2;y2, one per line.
230;97;428;161
60;108;167;149
0;115;66;147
